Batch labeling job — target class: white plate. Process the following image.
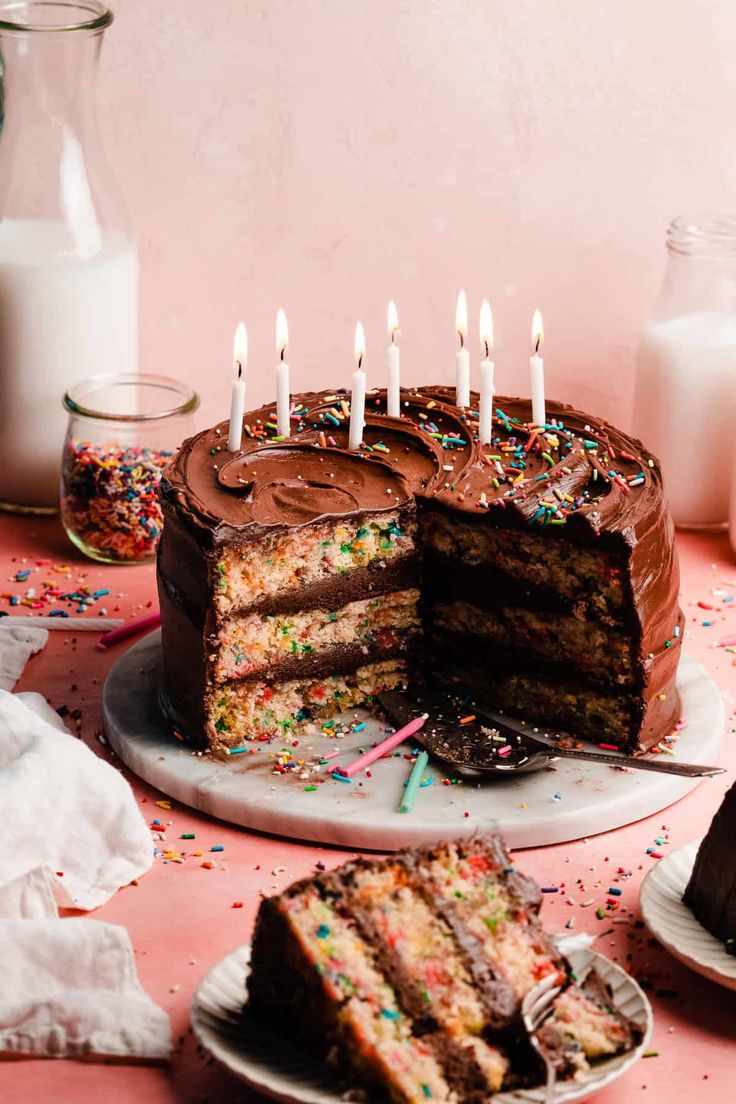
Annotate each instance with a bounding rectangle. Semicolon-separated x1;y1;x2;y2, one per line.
104;636;724;852
190;943;652;1104
640;838;736;991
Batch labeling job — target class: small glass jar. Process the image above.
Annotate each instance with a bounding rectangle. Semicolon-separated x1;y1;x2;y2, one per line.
633;215;736;529
61;374;199;564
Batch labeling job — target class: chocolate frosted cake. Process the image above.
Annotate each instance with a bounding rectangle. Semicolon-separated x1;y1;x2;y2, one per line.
683;781;736;954
157;387;682;752
247;834;640;1101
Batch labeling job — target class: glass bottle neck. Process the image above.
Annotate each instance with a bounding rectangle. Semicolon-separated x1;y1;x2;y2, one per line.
1;27;105;132
653;217;736;321
0;14;131;254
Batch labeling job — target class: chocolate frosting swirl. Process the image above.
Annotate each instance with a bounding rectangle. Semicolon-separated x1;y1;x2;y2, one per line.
215;444;410;527
161;386;667;552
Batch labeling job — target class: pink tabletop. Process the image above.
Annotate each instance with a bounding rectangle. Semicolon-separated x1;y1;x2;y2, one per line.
2;517;735;1103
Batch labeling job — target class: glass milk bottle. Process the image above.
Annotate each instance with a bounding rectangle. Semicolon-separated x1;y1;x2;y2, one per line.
0;2;137;511
633;216;736;529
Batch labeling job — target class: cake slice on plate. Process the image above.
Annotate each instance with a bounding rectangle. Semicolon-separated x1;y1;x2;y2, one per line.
247;833;640;1102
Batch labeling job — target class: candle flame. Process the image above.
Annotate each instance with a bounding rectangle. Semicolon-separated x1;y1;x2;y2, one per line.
233;322;248;377
531;309;544;354
354;321;366;369
455;289;468;347
480;298;493;356
276;307;288;360
387;299;400;343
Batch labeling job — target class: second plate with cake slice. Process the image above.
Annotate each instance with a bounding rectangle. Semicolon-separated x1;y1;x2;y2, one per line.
191;834;652;1104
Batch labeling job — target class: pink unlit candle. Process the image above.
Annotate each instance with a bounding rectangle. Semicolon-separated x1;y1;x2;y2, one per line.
331;712;429;778
96;612;161;651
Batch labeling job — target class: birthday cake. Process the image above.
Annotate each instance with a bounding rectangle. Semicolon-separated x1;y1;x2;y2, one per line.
156;387;683;753
682;780;736;954
247;833;641;1100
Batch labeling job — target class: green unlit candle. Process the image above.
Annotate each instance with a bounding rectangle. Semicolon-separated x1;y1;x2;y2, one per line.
399;750;429;814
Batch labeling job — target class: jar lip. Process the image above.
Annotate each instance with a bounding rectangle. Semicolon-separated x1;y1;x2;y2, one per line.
0;1;112;34
63;373;200;422
667;214;736;256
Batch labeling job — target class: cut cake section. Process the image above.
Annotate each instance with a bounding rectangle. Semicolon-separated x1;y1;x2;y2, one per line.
157;441;419;748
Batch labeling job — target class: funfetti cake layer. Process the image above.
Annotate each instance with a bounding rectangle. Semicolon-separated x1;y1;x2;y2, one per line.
158;386;683;752
247;833;641;1103
208;658;410;749
213;588;420;682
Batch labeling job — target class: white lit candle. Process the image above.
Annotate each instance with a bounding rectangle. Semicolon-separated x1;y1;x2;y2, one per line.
386;299;400;417
455;289;470;407
478;299;495;445
349;322;367;450
530;309;545;427
276;307;290;437
228;321;248;451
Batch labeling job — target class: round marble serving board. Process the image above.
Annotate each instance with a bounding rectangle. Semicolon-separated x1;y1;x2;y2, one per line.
103;631;724;851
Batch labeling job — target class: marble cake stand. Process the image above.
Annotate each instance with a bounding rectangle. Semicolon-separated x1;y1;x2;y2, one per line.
102;631;724;851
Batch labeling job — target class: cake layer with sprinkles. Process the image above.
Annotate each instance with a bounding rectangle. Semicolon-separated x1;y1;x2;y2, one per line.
157;386;682;752
247;833;641;1102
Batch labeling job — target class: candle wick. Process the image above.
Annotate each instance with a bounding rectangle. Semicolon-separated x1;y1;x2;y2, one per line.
484;340;489;358
236;362;243;379
459;331;464;349
535;336;541;354
280;347;285;363
357;354;363;370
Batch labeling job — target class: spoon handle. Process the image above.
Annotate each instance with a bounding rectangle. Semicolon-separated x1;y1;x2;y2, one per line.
552;747;723;777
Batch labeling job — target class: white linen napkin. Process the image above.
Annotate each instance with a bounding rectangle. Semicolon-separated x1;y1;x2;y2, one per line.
0;622;47;691
1;690;153;910
0;867;58;919
0;918;171;1059
0;689;171;1060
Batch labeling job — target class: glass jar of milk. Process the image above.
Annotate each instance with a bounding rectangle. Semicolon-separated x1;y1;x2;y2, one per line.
0;2;137;512
633;216;736;529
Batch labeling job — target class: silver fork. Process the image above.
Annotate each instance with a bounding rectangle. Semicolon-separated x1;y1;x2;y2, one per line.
521;972;565;1104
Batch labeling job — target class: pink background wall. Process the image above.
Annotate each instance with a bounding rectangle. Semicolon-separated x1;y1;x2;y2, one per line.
102;1;736;428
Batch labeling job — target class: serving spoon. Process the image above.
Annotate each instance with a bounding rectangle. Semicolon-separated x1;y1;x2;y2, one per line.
377;689;724;778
